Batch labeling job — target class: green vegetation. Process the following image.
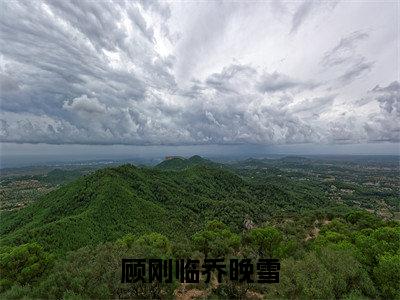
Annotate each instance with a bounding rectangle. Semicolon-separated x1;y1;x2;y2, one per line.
1;163;329;253
0;156;398;299
192;220;240;258
0;168;89;211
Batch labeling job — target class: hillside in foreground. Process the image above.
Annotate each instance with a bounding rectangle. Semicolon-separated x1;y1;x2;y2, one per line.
0;162;327;253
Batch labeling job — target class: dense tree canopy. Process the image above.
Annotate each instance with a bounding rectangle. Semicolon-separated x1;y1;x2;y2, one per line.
0;161;398;299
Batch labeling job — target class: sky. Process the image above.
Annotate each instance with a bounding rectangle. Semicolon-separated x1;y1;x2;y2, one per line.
0;0;399;164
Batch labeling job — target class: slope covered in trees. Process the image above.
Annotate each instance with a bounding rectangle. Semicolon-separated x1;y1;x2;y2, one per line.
0;163;328;253
1;157;398;299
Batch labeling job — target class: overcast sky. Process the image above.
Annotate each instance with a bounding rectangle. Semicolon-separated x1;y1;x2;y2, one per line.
0;0;399;159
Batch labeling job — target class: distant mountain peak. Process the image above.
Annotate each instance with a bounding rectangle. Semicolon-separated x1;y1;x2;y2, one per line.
188;155;207;161
156;155;217;170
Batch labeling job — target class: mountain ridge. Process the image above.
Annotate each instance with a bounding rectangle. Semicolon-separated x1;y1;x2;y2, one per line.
155;155;222;170
0;160;329;253
0;165;246;252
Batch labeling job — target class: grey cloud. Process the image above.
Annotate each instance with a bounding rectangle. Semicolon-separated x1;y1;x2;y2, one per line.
0;0;174;114
0;119;9;138
174;2;239;81
321;31;374;86
337;31;369;48
290;0;338;34
371;81;400;115
0;74;21;92
372;81;400;93
270;0;288;15
290;1;315;34
289;95;336;115
327;118;364;143
1;60;323;145
139;0;171;20
127;6;155;43
63;95;107;114
205;65;257;94
321;31;369;67
364;118;400;143
0;0;179;145
337;59;374;85
330;81;400;143
257;71;320;93
0;1;397;147
175;65;322;145
43;0;127;52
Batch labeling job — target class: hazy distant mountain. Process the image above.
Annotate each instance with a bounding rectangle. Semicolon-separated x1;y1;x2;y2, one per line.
155;155;221;170
279;156;311;163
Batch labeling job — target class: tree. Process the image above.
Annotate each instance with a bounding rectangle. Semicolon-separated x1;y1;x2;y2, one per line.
268;253;334;299
248;226;283;257
118;232;172;258
135;232;172;258
345;211;382;229
0;243;53;292
192;220;240;258
373;253;400;299
318;247;376;298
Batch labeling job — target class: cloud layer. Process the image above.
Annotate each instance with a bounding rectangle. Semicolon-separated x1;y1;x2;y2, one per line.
0;0;398;145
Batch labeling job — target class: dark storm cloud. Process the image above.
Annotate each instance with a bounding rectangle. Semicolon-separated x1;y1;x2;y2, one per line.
0;0;179;144
0;1;398;146
175;65;321;145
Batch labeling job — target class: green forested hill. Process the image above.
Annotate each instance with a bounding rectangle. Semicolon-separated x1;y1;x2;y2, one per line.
0;163;327;253
1;158;399;299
